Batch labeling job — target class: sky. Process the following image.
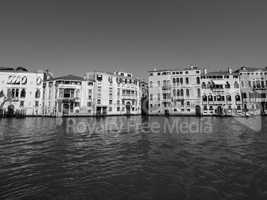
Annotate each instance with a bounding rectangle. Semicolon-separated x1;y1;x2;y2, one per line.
0;0;267;79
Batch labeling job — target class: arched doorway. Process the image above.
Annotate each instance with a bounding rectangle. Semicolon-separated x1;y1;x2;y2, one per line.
217;106;223;115
63;103;70;115
195;105;201;116
164;109;169;116
7;104;15;117
126;102;131;115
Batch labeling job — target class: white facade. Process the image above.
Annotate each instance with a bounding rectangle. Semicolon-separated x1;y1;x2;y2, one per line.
236;66;267;115
43;75;95;116
85;71;142;115
0;68;44;116
148;66;202;115
201;69;242;116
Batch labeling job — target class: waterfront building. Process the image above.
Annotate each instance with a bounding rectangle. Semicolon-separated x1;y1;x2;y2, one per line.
140;80;149;115
0;67;44;116
148;66;202;115
85;71;142;115
201;68;242;116
235;66;267;115
43;75;95;116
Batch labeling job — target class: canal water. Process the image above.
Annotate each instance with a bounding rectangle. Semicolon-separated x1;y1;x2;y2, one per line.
0;116;267;200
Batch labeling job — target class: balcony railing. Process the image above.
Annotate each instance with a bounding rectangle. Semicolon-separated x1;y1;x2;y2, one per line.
57;96;80;101
162;85;171;90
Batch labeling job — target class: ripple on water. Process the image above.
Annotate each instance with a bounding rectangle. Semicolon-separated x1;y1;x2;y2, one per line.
0;116;267;199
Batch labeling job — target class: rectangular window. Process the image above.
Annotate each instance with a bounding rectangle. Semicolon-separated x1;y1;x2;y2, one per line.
35;101;39;107
186;89;190;97
196;77;200;84
63;89;74;98
186;77;189;84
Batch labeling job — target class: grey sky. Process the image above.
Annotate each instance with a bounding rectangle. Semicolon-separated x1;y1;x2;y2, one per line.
0;0;267;78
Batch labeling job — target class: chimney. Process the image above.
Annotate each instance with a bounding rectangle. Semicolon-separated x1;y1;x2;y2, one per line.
203;68;207;75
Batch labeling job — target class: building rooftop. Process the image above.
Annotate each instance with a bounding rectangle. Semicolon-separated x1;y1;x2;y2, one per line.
0;66;44;74
205;71;234;76
0;66;29;72
234;66;267;73
148;66;201;73
86;71;143;81
50;74;84;81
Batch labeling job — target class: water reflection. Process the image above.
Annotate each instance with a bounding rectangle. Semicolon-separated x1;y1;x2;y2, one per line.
0;116;267;199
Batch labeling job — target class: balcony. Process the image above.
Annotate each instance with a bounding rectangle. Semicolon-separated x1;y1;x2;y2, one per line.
162;85;171;90
57;96;81;102
210;87;224;92
174;96;184;100
122;94;137;99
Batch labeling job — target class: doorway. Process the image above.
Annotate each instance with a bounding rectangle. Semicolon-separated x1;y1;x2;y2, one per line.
195;105;201;116
126;102;131;115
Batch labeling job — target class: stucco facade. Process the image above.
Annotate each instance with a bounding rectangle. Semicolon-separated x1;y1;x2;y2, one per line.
85;71;143;115
0;67;44;116
43;75;95;116
201;69;242;116
148;66;202;115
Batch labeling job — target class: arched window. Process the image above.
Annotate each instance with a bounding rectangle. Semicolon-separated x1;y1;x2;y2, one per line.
35;89;41;98
197;88;201;97
241;81;244;88
180;78;183;84
225;82;231;88
208;95;213;101
234;81;239;88
202;82;206;89
177;89;180;96
15;89;19;98
186;89;190;97
180;89;184;96
242;93;247;99
20;89;26;98
196;77;200;84
226;95;232;101
202;95;207;101
235;95;241;101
